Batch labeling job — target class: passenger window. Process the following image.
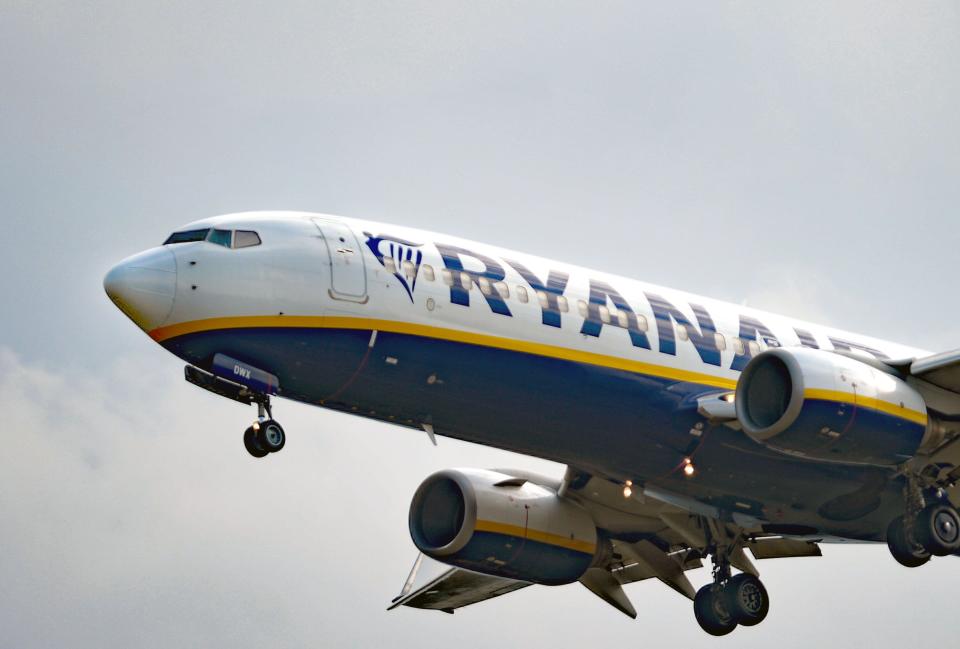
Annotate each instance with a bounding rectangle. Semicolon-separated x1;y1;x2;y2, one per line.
441;269;454;286
495;281;509;299
733;338;745;355
233;230;261;248
401;259;416;280
677;324;689;342
714;332;727;351
460;272;473;290
577;300;588;317
616;310;629;328
599;305;611;324
536;290;549;308
207;229;232;247
478;277;493;296
636;314;649;332
516;286;529;303
422;265;435;282
748;340;760;356
557;295;569;313
383;257;397;274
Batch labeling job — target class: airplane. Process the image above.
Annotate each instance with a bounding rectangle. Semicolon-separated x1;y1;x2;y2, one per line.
103;211;960;636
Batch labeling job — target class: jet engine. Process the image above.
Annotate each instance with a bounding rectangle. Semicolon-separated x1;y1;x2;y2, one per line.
735;347;949;466
408;468;599;585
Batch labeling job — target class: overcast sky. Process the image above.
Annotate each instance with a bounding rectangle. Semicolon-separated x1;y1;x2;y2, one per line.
2;1;959;647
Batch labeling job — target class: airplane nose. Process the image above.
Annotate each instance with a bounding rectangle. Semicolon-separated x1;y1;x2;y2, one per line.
104;247;177;332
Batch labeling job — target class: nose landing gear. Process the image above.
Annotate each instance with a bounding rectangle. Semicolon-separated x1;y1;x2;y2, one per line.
183;364;287;460
243;399;286;459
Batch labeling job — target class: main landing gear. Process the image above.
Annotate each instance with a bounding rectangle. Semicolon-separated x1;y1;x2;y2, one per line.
693;549;770;636
242;398;286;459
887;500;960;567
886;474;960;567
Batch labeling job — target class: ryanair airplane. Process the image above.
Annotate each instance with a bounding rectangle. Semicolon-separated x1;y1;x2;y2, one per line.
104;211;960;635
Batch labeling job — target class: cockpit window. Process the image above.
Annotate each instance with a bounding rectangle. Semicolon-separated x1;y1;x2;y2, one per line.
207;228;232;247
164;227;261;248
233;230;261;248
164;229;209;244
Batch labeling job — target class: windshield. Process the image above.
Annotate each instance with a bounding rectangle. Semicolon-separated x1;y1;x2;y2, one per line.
164;229;209;244
163;228;261;248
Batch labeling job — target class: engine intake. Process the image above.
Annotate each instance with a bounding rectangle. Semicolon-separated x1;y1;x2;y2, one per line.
409;469;598;585
735;347;940;466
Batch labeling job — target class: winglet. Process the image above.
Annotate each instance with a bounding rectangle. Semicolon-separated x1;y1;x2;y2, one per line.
579;568;637;619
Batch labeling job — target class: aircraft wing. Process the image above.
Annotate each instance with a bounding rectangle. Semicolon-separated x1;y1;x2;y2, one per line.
910;349;960;394
391;466;821;618
557;467;821;616
388;553;530;613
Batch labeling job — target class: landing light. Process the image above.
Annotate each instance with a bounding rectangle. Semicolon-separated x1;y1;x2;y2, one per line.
623;480;633;499
683;458;696;477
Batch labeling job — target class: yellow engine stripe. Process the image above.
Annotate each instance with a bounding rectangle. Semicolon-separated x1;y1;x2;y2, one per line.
474;519;597;555
803;388;928;426
149;314;737;389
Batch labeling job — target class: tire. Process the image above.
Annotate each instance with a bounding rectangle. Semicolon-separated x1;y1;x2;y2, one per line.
886;516;931;567
243;426;268;458
693;584;737;636
256;419;286;453
723;573;769;626
914;503;960;556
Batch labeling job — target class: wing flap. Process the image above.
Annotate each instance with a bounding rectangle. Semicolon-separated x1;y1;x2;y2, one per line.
911;349;960;393
748;537;822;559
389;554;530;613
618;539;697;600
579;568;637;619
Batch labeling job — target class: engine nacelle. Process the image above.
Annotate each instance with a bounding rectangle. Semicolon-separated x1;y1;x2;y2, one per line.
735;347;942;466
408;468;599;585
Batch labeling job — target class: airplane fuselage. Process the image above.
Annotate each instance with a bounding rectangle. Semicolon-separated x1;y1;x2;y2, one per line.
105;211;932;543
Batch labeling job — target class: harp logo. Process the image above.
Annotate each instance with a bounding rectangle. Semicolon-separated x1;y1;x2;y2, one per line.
364;232;424;302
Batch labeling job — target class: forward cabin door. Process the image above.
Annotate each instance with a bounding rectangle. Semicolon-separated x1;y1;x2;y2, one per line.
313;218;368;303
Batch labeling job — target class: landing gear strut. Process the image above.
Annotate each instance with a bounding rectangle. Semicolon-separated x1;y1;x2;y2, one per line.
693;546;770;636
243;398;286;458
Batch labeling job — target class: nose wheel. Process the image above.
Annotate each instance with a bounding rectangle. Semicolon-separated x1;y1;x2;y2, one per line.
243;399;286;458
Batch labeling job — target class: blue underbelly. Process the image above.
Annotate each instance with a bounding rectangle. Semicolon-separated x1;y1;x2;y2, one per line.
162;325;906;540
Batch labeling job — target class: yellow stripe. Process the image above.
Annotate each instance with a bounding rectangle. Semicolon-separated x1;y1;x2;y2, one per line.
149;315;736;389
474;519;597;554
152;316;929;427
804;388;928;426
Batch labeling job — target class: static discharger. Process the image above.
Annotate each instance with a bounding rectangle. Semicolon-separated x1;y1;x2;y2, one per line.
422;423;437;446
